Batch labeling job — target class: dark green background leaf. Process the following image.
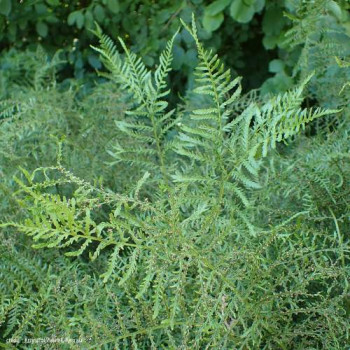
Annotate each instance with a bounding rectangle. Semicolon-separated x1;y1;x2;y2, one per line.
203;12;224;32
0;0;11;16
36;21;48;37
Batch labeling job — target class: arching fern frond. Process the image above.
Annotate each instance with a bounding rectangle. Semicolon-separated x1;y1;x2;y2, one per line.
174;16;336;211
1;165;154;285
92;25;180;182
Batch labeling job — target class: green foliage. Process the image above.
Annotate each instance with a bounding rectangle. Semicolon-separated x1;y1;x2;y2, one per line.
1;11;349;349
0;0;204;79
1;0;347;96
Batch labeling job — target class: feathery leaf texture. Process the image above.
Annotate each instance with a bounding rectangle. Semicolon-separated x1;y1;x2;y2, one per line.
1;11;348;349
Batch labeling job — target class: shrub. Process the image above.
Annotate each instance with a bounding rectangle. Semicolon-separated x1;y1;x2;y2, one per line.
2;0;349;96
1;15;348;349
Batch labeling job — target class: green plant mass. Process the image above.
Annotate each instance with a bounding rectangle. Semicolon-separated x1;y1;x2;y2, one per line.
1;1;349;349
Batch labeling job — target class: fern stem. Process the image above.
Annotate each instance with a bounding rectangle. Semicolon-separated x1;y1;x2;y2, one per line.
149;110;170;186
329;208;346;276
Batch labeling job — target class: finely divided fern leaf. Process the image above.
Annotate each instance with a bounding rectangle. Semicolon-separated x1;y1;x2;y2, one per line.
92;25;180;180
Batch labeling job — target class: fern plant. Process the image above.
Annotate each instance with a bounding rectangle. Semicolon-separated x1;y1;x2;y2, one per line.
91;24;182;185
1;15;348;350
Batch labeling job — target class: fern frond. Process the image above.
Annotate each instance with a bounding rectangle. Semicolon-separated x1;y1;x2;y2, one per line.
92;26;180;180
180;15;242;141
